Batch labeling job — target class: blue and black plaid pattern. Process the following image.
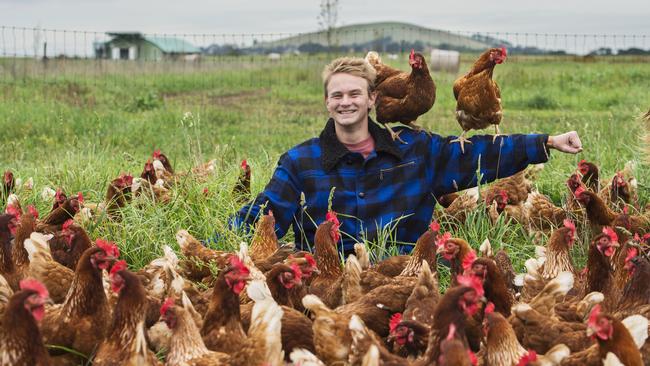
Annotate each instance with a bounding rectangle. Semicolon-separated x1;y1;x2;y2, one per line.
232;118;549;253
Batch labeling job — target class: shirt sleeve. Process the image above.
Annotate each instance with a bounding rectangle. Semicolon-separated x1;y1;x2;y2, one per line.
430;134;550;196
231;152;301;238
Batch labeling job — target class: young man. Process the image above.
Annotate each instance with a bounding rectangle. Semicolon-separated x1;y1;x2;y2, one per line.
232;57;582;254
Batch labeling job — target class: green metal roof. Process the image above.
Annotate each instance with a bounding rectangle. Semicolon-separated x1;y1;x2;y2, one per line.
144;36;200;54
106;32;199;53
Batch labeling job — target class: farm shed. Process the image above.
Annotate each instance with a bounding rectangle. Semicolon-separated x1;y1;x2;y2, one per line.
95;32;200;61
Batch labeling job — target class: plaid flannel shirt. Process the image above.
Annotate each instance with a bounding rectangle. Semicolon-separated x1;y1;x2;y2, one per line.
232;118;550;253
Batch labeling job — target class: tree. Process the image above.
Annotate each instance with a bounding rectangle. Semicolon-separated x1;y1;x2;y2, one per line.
318;0;340;51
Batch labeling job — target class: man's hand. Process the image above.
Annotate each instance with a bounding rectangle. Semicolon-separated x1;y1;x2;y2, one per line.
547;131;583;154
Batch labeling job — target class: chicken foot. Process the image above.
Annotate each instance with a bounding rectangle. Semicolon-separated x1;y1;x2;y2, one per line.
406;121;432;137
384;123;407;144
492;125;504;143
450;130;472;153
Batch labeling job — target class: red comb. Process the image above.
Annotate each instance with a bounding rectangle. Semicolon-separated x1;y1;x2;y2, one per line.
229;255;250;275
578;159;586;165
468;351;478;366
76;192;84;204
326;211;339;225
160;297;175;317
27;205;39;219
5;204;20;218
62;219;74;231
122;174;133;186
19;278;49;299
563;219;576;232
499;190;509;201
153;149;161;158
574;185;586;198
290;263;303;282
643;233;650;242
96;239;120;258
409;49;415;58
462;250;477;271
429;221;440;232
485;302;495;315
55;189;64;200
389;313;402;332
517;350;538;366
241;159;248;169
110;260;127;275
588;304;602;326
446;323;456;340
615;172;626;187
602;227;618;243
626;247;638;263
435;232;452;248
457;274;485;297
304;253;317;267
500;47;507;56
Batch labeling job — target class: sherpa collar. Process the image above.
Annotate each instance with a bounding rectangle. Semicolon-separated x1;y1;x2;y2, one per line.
318;118;403;171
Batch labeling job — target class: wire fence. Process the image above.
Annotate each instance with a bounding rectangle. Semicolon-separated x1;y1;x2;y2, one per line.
0;24;648;89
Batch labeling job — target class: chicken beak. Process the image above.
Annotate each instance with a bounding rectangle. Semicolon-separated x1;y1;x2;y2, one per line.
436;245;446;255
312;268;321;276
586;327;595;337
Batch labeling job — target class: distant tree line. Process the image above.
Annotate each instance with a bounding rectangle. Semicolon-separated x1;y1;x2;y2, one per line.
200;38;649;57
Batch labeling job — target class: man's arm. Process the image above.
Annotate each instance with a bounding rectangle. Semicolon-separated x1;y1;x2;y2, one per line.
430;131;582;196
231;152;302;238
430;133;547;196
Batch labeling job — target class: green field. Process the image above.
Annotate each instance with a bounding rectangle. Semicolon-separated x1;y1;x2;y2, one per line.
1;56;649;274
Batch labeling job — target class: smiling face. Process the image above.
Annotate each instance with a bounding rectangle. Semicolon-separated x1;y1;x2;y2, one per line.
325;72;376;130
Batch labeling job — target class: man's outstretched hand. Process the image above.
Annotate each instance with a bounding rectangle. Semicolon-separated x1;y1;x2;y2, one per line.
547;131;583;154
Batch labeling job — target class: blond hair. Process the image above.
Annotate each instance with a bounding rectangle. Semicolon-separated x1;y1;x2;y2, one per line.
322;57;376;97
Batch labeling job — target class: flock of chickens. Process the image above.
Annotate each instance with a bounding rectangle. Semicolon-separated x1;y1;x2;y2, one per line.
1;49;650;365
3;142;650;366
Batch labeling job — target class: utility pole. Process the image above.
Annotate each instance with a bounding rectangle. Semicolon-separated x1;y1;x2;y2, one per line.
318;0;339;52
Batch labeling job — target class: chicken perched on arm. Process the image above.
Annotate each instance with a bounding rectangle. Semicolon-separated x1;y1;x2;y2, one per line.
452;47;507;152
365;49;436;143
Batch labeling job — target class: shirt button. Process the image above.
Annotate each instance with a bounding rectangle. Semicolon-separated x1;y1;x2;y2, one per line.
358;192;365;198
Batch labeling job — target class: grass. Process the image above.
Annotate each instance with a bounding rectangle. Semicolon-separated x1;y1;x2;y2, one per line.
1;55;649;275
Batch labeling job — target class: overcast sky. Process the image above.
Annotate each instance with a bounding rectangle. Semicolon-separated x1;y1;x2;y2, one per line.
0;0;648;56
1;0;648;35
